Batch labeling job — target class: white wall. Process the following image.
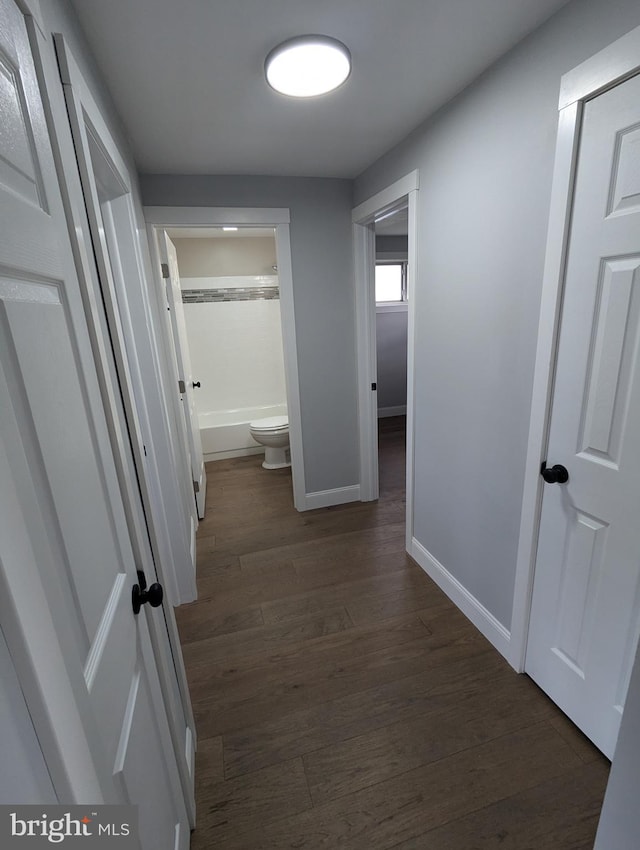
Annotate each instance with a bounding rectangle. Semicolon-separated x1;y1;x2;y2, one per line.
354;0;640;631
181;283;287;417
174;236;286;419
140;175;358;493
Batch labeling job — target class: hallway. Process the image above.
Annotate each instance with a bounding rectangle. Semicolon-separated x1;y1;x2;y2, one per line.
176;419;609;848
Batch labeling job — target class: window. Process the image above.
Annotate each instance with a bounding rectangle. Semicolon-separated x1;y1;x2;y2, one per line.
375;262;407;303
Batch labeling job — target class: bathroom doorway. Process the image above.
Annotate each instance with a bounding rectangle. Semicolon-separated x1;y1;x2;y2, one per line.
145;208;305;513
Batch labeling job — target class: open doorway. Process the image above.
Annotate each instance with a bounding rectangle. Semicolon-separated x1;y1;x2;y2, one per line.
352;171;418;547
144;207;306;513
163;226;288;466
374;208;409;502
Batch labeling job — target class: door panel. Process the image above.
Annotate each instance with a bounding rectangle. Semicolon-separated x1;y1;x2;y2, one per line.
3;284;121;645
0;0;188;840
160;232;207;519
526;72;640;758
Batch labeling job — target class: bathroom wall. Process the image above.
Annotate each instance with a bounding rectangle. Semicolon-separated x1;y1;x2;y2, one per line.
172;236;276;277
376;236;408;415
173;237;287;422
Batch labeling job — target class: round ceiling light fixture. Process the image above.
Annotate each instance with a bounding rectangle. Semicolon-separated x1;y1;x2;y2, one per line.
265;35;351;98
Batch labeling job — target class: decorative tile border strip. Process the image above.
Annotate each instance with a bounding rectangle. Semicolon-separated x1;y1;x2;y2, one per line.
182;286;280;304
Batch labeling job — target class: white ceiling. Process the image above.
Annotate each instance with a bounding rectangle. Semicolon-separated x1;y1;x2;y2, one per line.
69;0;572;179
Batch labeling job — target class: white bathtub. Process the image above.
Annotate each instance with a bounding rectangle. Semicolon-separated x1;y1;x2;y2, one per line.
199;404;287;462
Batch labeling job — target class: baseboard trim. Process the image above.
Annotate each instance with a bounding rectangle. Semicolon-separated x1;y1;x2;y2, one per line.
410;537;511;660
378;405;407;418
302;484;361;511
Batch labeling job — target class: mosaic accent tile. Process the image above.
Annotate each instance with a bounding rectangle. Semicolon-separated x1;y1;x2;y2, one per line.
182;286;280;304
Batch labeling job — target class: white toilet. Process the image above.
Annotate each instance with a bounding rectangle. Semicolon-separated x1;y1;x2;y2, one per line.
249;415;290;469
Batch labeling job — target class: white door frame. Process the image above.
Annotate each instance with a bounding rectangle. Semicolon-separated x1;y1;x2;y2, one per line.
144;206;307;512
510;24;640;672
352;171;419;548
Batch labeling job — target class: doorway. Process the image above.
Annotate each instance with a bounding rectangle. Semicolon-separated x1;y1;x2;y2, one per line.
144;207;306;512
374;208;409;501
163;226;288;465
352;171;418;547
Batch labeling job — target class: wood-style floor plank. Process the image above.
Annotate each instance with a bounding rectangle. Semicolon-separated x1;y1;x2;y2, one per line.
189;757;312;848
223;650;506;779
176;417;609;849
217;723;584;850
391;761;609;849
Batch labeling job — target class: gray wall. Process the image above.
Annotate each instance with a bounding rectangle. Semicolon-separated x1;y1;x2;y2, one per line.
140;175;358;494
376;311;408;411
354;0;640;630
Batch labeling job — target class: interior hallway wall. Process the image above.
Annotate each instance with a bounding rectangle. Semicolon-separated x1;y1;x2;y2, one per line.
354;0;640;631
140;175;358;495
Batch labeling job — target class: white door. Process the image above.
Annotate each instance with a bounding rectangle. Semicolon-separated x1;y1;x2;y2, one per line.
526;71;640;759
159;232;207;518
0;2;188;845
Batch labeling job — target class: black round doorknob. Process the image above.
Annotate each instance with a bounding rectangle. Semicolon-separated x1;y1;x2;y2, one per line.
192;381;201;388
132;570;164;615
541;462;569;484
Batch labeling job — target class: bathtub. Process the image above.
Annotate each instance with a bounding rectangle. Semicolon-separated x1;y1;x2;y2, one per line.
199;404;287;462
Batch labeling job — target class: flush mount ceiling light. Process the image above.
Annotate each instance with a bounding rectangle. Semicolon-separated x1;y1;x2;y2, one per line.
265;35;351;98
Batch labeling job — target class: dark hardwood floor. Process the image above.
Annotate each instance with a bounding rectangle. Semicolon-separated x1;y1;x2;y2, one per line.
176;416;609;849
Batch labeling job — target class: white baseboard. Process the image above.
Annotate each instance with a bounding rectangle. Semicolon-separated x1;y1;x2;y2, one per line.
410;537;511;660
302;484;361;511
203;446;264;462
378;405;407;418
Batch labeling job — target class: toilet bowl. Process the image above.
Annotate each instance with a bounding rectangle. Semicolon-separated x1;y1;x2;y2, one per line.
249;415;290;469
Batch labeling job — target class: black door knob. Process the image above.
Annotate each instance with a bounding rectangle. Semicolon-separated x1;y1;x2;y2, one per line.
192;381;201;388
132;569;164;615
541;462;569;484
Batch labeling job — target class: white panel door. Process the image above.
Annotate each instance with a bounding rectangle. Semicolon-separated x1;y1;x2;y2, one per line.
159;232;207;518
526;72;640;758
0;1;188;844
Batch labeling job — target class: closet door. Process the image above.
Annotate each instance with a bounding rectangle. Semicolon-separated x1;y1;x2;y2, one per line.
0;1;189;844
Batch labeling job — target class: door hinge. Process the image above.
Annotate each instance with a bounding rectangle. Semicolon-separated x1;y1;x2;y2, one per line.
178;379;186;394
143;445;147;457
161;262;170;279
193;480;200;494
371;382;377;391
